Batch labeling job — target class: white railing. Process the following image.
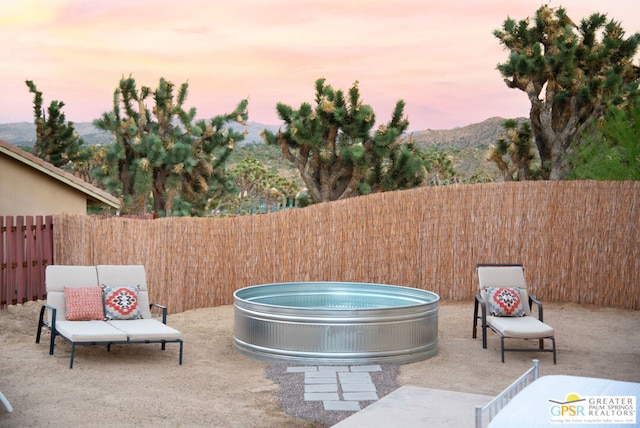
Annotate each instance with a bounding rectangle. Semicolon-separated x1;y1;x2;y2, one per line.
475;359;539;428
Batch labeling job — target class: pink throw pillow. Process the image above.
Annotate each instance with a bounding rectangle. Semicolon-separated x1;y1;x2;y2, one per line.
64;286;105;321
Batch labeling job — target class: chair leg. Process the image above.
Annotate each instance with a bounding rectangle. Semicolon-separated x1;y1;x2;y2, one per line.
551;337;557;365
472;300;479;338
70;344;76;369
36;306;46;344
500;337;505;363
49;332;56;355
482;324;487;349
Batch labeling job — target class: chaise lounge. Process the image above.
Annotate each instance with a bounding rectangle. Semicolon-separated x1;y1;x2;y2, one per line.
36;264;183;368
472;263;556;364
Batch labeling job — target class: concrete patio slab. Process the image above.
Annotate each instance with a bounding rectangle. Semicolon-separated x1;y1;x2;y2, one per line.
332;386;492;428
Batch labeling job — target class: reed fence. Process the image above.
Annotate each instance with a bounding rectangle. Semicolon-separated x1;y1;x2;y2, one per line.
50;181;640;313
0;215;53;308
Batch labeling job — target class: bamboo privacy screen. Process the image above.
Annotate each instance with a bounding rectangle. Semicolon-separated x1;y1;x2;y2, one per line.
53;181;640;313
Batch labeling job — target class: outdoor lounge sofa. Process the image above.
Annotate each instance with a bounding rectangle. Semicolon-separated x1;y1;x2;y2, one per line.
36;264;183;368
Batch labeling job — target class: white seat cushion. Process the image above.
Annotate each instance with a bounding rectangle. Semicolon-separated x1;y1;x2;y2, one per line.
107;319;182;341
488;315;554;339
55;320;128;342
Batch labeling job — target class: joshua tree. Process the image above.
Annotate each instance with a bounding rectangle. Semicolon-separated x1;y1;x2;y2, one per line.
93;76;248;216
26;80;84;170
487;119;538;181
262;78;426;202
494;5;640;179
228;157;300;214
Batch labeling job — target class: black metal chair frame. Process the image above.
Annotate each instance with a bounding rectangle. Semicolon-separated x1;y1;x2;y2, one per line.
36;303;183;369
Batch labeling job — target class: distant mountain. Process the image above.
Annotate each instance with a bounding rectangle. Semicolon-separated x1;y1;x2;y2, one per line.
0;121;281;148
410;117;527;150
0;117;527;178
0;122;38;146
0;122;114;147
410;116;529;176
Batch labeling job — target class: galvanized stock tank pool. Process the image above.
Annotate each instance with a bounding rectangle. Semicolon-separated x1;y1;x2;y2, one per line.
233;282;439;365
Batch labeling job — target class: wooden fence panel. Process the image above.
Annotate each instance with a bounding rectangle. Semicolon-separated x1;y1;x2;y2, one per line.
14;216;26;303
0;215;53;308
26;216;52;301
5;216;18;306
0;217;5;307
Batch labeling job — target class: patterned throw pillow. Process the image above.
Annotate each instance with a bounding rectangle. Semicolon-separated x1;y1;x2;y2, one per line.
102;285;142;320
486;287;526;317
64;286;105;321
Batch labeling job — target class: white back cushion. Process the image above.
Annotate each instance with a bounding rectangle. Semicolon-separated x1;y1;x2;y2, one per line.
477;265;527;289
46;265;99;322
96;265;152;319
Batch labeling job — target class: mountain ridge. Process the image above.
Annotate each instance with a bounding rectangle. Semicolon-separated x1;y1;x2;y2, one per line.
0;121;281;147
0;117;526;150
0;117;527;179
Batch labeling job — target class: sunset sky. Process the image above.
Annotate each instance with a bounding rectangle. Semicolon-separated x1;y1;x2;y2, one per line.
1;0;638;131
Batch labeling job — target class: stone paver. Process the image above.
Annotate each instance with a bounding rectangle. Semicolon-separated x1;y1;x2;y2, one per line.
324;401;361;411
350;365;381;372
338;372;373;383
287;366;318;373
341;382;377;392
305;392;340;401
305;383;338;393
306;371;336;377
289;365;385;412
305;374;337;384
318;366;350;372
343;392;379;401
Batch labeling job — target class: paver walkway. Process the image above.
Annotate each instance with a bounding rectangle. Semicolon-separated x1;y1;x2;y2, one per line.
286;365;382;412
284;365;493;427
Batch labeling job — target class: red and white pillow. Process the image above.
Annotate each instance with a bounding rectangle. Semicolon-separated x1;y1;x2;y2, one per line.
64;286;105;321
486;287;526;317
102;285;142;320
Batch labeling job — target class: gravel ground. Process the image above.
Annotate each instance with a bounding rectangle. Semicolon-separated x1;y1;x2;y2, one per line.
1;301;638;427
266;364;400;427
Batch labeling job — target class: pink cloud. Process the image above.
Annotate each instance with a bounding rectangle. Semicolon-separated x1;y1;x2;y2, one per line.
0;0;638;130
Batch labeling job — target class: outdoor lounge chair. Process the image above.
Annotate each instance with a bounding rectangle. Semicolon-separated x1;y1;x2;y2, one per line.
472;263;556;364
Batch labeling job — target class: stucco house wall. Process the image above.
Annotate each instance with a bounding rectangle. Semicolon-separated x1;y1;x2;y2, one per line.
0;140;120;216
0;155;88;215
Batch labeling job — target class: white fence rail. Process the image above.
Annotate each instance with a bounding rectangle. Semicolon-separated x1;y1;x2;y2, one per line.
475;359;540;428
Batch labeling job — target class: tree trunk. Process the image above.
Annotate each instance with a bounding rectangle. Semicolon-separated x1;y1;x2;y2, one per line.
529;105;552;180
528;88;571;180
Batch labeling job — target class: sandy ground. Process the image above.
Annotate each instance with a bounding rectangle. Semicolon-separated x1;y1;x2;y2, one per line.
0;300;638;427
